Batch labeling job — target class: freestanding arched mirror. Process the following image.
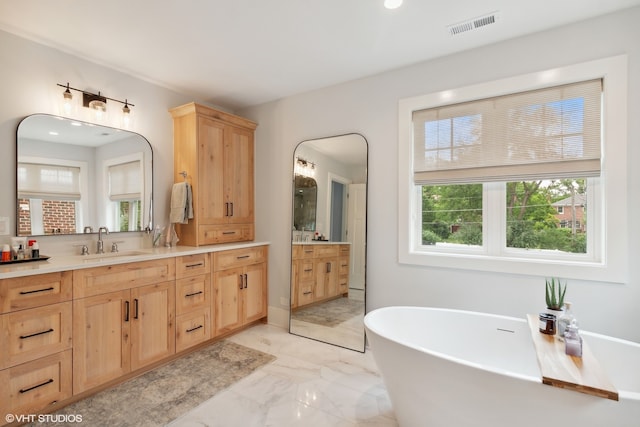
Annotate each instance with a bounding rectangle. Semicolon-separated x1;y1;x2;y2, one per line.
290;133;367;352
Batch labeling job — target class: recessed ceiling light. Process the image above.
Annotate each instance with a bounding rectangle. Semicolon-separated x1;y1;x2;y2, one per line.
48;131;59;136
384;0;403;10
70;121;82;127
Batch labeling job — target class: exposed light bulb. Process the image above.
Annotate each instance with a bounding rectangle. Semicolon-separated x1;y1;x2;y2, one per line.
384;0;403;9
122;100;131;128
62;83;73;115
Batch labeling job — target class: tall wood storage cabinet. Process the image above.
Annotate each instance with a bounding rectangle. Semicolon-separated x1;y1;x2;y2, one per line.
170;102;257;246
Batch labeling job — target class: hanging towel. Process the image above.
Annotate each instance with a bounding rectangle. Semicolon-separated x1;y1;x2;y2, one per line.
170;182;194;224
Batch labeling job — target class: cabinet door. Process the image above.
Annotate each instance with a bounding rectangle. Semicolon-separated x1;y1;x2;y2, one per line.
198;116;227;224
313;258;330;300
244;262;267;323
213;267;243;336
225;125;254;224
73;290;130;393
130;282;175;371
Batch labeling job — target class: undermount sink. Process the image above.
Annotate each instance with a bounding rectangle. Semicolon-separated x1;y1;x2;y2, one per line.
81;250;149;260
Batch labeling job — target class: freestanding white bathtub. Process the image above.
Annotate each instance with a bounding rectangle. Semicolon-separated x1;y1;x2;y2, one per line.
364;306;640;427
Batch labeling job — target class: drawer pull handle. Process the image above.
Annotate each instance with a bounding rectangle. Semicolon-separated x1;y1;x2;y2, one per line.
303;291;313;295
236;255;250;259
223;231;237;235
239;275;244;289
134;299;139;320
125;300;130;322
186;262;204;268
303;269;313;272
20;328;54;339
186;325;203;333
244;273;248;289
185;290;204;297
19;286;55;295
20;378;54;394
230;202;234;217
304;250;313;253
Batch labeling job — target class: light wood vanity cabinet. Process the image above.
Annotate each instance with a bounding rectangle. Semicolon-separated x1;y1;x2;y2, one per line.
1;244;268;424
171;102;257;246
213;246;268;336
291;244;350;309
72;259;176;393
0;272;73;419
175;253;212;352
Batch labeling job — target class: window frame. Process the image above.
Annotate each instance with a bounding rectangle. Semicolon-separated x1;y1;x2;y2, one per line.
398;56;628;283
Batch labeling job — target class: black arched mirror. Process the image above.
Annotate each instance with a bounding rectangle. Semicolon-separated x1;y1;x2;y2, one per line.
16;114;153;236
290;133;367;352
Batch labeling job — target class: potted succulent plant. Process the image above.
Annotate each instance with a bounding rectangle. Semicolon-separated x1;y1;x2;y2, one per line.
545;277;567;314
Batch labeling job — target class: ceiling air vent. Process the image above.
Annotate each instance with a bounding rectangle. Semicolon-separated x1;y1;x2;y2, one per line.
448;12;500;36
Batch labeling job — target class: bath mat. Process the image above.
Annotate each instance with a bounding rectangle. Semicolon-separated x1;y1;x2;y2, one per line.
292;296;364;327
28;340;275;427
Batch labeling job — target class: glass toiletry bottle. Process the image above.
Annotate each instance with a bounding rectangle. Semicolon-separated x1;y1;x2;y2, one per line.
557;301;575;339
564;319;583;357
16;244;25;260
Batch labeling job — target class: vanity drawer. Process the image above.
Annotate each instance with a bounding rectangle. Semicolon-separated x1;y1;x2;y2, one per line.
73;258;176;298
298;246;316;259
0;350;72;418
199;224;254;245
298;261;315;282
0;272;72;314
175;308;211;352
176;253;210;278
297;282;314;306
314;245;339;258
213;246;267;271
1;302;72;370
175;275;211;316
339;245;351;257
338;277;349;294
339;258;350;276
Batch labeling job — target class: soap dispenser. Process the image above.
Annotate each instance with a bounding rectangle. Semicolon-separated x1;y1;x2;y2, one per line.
564;319;583;357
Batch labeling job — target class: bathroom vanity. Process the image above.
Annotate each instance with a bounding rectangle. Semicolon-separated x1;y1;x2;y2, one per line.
0;243;268;423
290;242;350;309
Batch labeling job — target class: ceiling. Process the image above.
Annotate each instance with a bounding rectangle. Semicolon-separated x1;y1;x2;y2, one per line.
1;0;639;110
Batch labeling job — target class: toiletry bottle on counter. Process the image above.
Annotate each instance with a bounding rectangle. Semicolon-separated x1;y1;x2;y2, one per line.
31;241;40;258
564;319;583;357
1;244;10;262
557;301;575;338
16;244;25;260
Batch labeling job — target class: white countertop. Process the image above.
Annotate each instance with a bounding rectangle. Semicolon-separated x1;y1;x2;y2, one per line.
0;241;270;279
291;241;350;245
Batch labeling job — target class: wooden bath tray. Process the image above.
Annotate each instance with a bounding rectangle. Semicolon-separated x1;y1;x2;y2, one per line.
526;314;618;401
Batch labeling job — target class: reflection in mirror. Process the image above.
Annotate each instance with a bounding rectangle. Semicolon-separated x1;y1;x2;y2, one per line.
16;114;153;236
293;175;317;237
290;134;367;352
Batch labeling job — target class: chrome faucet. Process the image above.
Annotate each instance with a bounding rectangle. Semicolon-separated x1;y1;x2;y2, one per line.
97;226;110;254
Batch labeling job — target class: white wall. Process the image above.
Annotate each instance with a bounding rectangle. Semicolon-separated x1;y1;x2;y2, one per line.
0;29;196;252
240;7;640;341
1;8;639;341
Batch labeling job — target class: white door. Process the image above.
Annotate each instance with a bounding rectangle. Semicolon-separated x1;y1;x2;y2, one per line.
347;183;366;290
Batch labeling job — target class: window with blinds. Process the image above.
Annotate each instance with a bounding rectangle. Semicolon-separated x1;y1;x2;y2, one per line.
108;160;142;201
17;162;81;200
412;79;602;185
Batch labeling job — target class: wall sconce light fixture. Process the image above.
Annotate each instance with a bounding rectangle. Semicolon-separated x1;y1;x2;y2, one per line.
57;82;135;126
295;157;316;178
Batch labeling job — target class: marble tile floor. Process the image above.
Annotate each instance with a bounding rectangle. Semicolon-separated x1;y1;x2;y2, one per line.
168;324;398;426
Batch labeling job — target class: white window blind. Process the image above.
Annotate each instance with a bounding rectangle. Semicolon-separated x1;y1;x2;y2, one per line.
412;79;602;184
108;161;141;201
17;162;81;200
